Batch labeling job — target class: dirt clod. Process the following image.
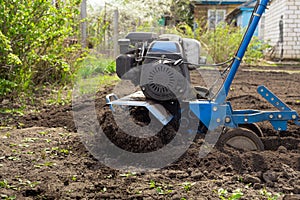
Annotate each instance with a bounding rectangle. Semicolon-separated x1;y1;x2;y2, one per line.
244;174;261;184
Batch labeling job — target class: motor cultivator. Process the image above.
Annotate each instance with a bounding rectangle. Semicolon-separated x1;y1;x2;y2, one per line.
106;0;300;151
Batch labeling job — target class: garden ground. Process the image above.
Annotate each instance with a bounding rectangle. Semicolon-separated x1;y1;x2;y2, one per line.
0;65;300;199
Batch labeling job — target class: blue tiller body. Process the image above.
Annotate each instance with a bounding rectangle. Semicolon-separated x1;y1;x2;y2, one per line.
106;0;300;148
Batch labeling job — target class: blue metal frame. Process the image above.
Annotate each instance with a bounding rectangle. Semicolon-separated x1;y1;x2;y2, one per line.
106;0;300;133
189;85;300;131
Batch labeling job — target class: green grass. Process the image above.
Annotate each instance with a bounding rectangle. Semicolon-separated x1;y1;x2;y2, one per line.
76;74;119;95
217;188;243;200
42;55;118;105
45;87;72;106
74;55;119;95
76;55;116;79
0;107;25;116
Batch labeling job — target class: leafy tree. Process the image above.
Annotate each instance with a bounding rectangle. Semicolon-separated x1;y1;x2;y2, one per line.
86;5;109;49
0;0;82;97
114;0;194;28
107;0;171;32
170;0;194;28
116;0;194;28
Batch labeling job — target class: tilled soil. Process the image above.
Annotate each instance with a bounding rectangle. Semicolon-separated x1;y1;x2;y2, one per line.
0;65;300;199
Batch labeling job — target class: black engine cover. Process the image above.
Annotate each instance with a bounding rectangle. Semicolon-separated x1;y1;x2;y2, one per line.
140;63;190;101
116;54;136;78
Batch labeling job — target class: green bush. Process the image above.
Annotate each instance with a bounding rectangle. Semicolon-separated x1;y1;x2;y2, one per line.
199;23;241;63
0;0;82;97
165;23;194;38
244;37;270;65
197;23;269;65
164;22;269;65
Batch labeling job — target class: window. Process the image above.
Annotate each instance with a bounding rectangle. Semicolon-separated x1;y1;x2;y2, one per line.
208;9;226;29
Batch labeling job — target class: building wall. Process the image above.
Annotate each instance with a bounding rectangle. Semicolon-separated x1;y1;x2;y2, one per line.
264;0;300;59
194;4;241;28
238;9;259;36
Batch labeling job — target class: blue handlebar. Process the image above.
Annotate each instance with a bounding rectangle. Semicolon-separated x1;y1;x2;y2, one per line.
215;0;269;103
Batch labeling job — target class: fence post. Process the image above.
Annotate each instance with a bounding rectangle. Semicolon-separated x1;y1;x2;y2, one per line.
81;0;87;48
113;9;119;58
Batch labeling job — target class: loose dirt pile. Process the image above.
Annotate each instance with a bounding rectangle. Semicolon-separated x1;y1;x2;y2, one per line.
0;66;300;199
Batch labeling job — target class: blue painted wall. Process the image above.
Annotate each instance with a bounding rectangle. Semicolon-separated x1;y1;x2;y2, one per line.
236;7;259;36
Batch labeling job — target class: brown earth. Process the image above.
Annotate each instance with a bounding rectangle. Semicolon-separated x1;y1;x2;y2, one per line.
0;65;300;199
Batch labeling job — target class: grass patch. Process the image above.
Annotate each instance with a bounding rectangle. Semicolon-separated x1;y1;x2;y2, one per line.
74;55;119;95
76;74;119;95
45;86;73;106
76;55;116;79
0;108;25;116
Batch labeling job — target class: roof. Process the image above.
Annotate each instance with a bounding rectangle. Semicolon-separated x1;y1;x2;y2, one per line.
193;0;247;5
226;0;256;21
239;0;257;8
